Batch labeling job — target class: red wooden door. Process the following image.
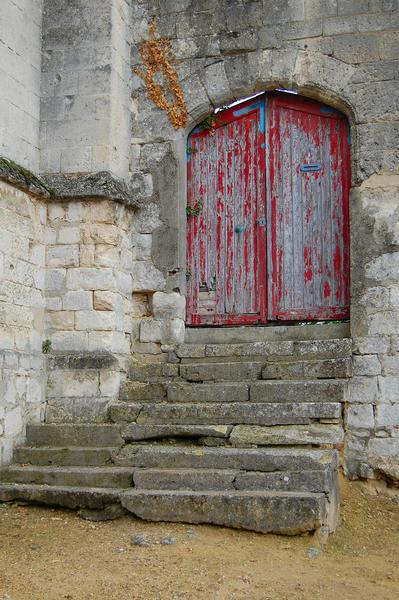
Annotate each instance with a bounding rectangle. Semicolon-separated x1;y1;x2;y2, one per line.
267;93;350;320
186;92;350;326
186;97;267;325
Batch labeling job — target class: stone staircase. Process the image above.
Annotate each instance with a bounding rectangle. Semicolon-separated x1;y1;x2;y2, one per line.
0;324;351;535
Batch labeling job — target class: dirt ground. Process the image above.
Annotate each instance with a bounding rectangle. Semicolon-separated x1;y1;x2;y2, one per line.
0;478;398;600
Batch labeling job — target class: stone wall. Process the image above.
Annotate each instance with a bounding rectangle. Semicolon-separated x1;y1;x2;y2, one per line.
40;0;131;178
0;0;43;171
43;198;135;422
129;0;399;474
0;180;46;465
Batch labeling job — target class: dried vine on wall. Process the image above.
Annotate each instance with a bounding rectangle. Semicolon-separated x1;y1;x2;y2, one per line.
135;20;188;129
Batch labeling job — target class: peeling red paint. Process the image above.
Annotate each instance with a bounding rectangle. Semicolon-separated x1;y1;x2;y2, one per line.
187;92;350;326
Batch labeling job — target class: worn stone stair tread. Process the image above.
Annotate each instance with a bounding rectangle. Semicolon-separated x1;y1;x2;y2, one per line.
133;467;238;490
179;361;264;381
132;467;335;493
0;465;134;488
114;444;338;472
110;401;341;425
26;424;123;447
177;338;351;360
262;357;352;379
121;424;232;441
250;379;345;402
14;446;118;467
229;424;344;446
184;323;350;344
0;483;124;509
121;489;327;534
166;379;344;403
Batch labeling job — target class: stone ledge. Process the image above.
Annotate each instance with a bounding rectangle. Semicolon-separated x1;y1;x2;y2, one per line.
0;156;51;198
41;171;140;208
46;351;118;370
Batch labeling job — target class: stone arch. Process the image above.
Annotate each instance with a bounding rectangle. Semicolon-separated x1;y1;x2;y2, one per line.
184;51;359;182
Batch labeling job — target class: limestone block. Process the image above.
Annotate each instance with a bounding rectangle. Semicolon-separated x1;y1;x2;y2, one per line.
89;201;116;224
132;262;166;292
63;291;93;311
347;376;378;404
375;404;399;428
100;371;121;397
346;404;374;429
140;319;162;343
80;244;95;267
134;234;152;260
50;331;89;352
352;336;390;355
67;268;116;291
44;268;66;292
201;62;231;105
47;310;75;330
368;437;399;458
133;203;162;234
115;271;132;297
161;318;185;345
88;331;130;354
93;245;120;267
47;370;99;399
365;253;399;284
369;311;399;335
4;407;23;437
85;224;120;246
380;355;399;375
26;377;43;405
353;355;381;376
230;424;343;446
378;376;399;403
152;292;185;321
93;291;121;311
333;33;379;63
263;0;304;24
75;310;120;332
57;226;81;244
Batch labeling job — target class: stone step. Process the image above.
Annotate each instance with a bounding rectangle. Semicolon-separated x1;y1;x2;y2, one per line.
167;382;249;403
128;362;179;383
262;357;352;379
114;445;338;472
133;467;335;493
0;483;123;510
133;468;237;491
121;424;232;441
184;322;350;344
250;380;345;403
0;465;133;488
14;446;117;467
119;382;167;403
121;489;328;534
180;361;263;381
109;401;341;425
165;380;344;404
177;337;352;360
26;424;123;447
229;424;344;446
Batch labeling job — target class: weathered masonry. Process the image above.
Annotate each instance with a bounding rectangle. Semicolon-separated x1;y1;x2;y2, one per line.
0;0;398;533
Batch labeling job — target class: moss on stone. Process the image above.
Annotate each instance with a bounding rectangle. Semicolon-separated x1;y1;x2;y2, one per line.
0;156;54;196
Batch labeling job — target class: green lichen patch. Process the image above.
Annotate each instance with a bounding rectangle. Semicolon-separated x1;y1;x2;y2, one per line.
0;156;53;196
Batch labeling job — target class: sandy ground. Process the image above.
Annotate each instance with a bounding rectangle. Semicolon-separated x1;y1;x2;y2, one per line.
0;478;398;600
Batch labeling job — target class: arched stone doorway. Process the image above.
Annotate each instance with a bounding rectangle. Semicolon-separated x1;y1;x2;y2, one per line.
186;92;350;327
